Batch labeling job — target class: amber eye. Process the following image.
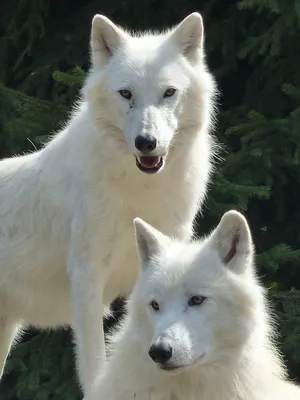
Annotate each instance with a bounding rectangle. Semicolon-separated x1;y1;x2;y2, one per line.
118;89;132;100
150;300;160;311
188;295;206;307
163;88;176;98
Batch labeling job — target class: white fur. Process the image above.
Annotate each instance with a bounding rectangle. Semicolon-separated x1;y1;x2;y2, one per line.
87;211;300;400
0;12;216;394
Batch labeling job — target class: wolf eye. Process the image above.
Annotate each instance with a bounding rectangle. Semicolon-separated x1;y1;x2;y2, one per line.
150;300;160;311
118;89;132;100
188;295;206;307
163;88;176;98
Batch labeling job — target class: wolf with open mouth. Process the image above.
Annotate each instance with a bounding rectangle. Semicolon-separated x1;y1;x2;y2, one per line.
0;12;217;395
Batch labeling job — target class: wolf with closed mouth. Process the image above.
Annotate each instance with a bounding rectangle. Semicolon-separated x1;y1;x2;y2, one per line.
87;211;300;400
0;12;217;393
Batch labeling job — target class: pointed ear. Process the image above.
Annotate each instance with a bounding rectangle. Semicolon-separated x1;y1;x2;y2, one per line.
133;218;170;267
91;14;127;68
210;210;254;274
169;12;204;63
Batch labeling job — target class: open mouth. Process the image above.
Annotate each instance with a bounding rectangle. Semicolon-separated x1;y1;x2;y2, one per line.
135;156;164;174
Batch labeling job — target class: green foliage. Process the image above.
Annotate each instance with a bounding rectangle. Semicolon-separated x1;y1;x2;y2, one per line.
0;0;300;398
52;67;85;89
272;290;300;374
3;330;80;400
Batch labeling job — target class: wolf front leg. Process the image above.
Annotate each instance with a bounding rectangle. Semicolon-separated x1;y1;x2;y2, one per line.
0;319;20;380
68;251;107;396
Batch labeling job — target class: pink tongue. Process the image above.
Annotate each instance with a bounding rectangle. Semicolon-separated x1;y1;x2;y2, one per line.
139;156;160;168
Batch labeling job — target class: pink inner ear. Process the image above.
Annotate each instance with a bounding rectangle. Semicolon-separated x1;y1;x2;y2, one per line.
103;38;113;56
223;236;238;264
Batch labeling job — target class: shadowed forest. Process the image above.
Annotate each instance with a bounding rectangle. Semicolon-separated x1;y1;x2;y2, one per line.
1;0;300;398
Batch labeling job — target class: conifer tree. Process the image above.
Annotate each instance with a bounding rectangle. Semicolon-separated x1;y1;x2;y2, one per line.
1;0;299;398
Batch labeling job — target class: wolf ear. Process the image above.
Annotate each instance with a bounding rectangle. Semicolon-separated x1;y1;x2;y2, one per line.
91;14;127;68
169;12;204;63
133;218;170;267
210;210;254;274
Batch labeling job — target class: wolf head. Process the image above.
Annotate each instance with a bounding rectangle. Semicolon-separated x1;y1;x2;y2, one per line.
131;211;264;373
84;13;216;174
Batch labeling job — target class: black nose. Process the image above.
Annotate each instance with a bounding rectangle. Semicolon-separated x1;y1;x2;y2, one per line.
148;342;173;364
135;135;157;153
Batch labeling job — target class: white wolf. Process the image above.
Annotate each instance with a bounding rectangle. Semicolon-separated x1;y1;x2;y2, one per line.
0;12;217;394
86;211;300;400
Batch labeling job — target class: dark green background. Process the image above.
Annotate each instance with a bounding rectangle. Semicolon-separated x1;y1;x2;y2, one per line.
1;0;300;398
